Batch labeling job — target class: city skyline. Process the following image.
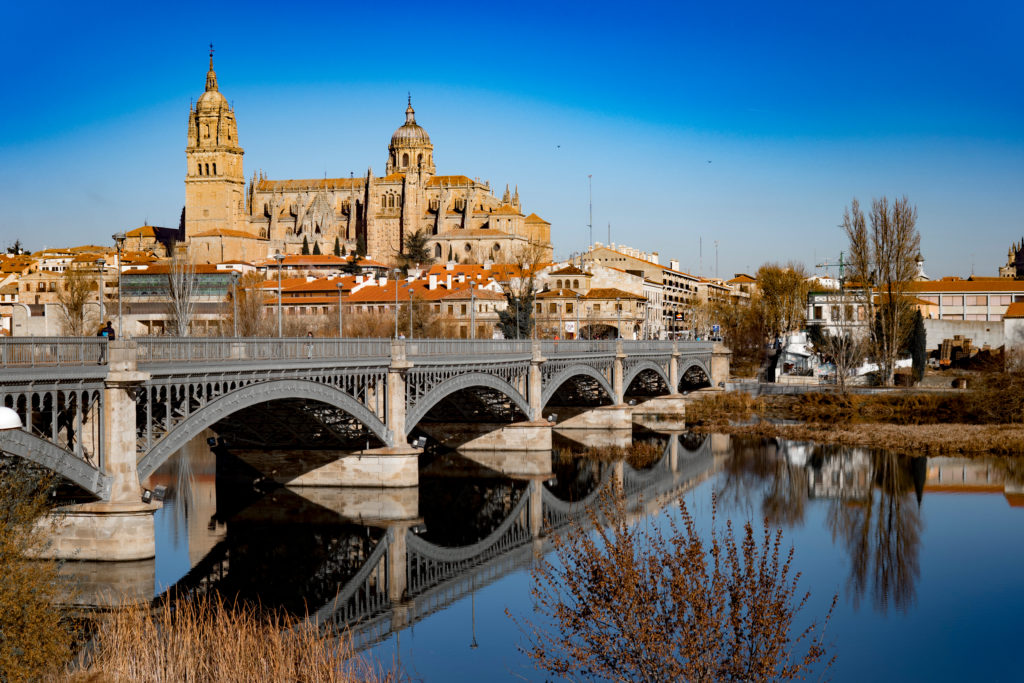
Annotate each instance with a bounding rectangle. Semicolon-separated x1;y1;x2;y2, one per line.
1;0;1021;278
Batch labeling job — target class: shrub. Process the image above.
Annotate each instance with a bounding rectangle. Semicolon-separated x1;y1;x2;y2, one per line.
512;488;835;681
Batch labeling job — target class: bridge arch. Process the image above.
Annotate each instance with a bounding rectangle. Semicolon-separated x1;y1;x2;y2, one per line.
405;372;531;435
0;428;111;499
678;358;712;390
136;379;391;480
541;364;615;408
623;360;671;394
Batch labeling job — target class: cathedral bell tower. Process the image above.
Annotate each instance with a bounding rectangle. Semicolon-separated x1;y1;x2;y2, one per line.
386;96;435;176
185;46;245;239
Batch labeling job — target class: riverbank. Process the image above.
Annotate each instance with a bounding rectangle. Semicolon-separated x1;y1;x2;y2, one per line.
686;385;1024;456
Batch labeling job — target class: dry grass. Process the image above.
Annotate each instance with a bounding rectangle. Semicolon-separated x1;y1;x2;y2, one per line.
697;422;1024;457
555;440;665;469
68;595;391;683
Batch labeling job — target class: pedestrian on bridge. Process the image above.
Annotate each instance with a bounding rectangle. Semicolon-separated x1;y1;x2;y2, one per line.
97;320;115;363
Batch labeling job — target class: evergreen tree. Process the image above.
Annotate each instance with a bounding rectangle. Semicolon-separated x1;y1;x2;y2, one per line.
356;236;367;258
312;241;321;255
333;236;341;257
301;236;310;255
340;243;347;256
403;229;433;266
497;290;535;339
911;309;926;383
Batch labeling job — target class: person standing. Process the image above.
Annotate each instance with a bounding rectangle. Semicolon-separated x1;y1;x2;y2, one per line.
97;320;115;363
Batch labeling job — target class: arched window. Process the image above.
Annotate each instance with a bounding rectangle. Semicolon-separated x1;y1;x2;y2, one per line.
434;243;442;258
205;163;210;175
212;162;217;175
464;243;472;252
493;243;500;252
402;153;409;167
556;280;563;288
417;153;423;166
573;279;579;289
197;163;202;176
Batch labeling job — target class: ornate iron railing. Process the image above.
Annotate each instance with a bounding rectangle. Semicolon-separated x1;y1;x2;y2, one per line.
134;337;392;363
0;337;108;367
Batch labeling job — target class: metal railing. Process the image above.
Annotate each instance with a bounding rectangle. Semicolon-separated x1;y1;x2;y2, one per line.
135;338;392;364
541;339;617;355
0;337;108;367
1;337;719;367
406;339;533;356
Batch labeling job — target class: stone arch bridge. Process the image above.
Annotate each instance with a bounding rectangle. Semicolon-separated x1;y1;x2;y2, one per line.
0;337;729;560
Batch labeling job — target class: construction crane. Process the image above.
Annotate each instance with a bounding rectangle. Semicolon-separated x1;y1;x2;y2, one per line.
815;251;847;288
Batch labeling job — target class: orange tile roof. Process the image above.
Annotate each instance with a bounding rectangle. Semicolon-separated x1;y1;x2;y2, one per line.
283;276;361;294
549;265;590;276
345;278;503;304
727;274;757;284
425;175;474;187
1003;302;1024;319
191;229;263;239
126;225;159;237
537;288;579;299
435;228;513;239
524;213;549;224
490;205;523;216
256;177;365;192
908;280;1024;293
377;173;406;183
583;287;646;300
589;246;698;280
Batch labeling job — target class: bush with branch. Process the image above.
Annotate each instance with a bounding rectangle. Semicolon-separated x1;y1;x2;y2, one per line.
512;488;836;681
0;461;78;681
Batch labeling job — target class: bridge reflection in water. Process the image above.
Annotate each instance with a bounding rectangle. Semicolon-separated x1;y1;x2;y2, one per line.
121;430;720;651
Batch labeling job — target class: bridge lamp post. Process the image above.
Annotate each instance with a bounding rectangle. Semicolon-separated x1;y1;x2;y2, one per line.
392;268;400;339
112;232;126;338
0;406;23;431
273;253;285;338
94;258;106;325
336;282;344;338
230;271;240;338
616;297;621;339
408;287;414;339
470;288;476;339
575;294;580;340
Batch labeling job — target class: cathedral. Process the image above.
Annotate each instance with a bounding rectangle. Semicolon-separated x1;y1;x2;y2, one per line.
184;52;552;265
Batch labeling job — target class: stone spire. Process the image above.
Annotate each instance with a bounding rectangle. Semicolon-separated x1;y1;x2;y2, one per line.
205;43;218;92
405;94;415;125
502;184;511;204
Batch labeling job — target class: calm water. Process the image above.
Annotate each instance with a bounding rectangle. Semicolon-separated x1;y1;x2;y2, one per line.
137;431;1024;682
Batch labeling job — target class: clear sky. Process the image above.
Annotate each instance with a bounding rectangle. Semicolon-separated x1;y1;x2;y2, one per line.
1;0;1021;279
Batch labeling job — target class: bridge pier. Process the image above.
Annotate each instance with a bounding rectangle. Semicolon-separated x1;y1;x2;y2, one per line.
631;395;688;431
44;342;160;561
711;342;732;387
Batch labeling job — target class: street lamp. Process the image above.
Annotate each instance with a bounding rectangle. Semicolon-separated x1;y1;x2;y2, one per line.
94;258;106;324
393;268;400;338
575;293;581;340
616;297;621;339
230;271;240;338
0;406;23;431
112;232;126;338
470;288;476;339
273;253;285;337
408;287;415;339
336;282;344;338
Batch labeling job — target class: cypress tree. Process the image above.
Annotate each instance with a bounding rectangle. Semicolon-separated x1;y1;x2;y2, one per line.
301;236;310;255
911;309;927;383
333;236;341;257
312;241;321;255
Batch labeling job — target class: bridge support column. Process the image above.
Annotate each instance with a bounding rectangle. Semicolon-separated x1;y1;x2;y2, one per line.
528;341;545;421
711;342;732;388
529;480;543;538
387;524;409;603
631;395;687;431
612;340;626;404
387;340;412;449
43;342;160;561
669;340;680;391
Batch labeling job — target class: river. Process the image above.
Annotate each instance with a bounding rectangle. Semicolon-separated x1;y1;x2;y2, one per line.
115;430;1024;681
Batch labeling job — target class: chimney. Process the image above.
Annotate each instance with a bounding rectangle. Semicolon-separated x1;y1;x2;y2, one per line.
355;275;363;284
670;259;679;271
446;273;452;290
650;251;659;265
380;275;388;287
458;274;466;283
445;262;454;271
429;274;437;290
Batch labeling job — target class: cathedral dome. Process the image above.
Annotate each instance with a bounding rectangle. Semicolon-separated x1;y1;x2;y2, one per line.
390;98;430;147
196;53;228;112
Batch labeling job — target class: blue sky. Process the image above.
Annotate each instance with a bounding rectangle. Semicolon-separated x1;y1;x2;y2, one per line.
1;0;1021;278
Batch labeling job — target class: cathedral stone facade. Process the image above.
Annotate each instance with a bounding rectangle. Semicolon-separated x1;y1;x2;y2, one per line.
185;55;552;266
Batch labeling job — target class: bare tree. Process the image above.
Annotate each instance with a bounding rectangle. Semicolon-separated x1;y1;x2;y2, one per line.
843;196;920;385
56;264;98;335
166;248;198;337
227;272;269;337
757;262;810;341
812;327;869;392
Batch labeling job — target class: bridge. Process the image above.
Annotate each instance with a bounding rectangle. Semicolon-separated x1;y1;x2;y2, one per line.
0;337;729;560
